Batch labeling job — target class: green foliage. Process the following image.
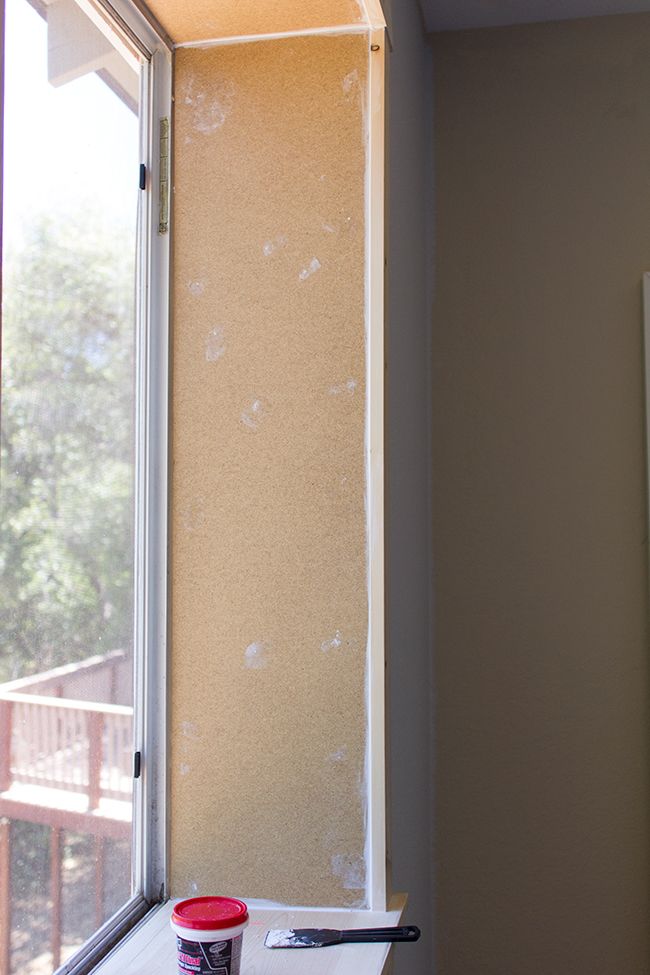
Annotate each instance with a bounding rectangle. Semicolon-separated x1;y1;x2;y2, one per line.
0;218;136;681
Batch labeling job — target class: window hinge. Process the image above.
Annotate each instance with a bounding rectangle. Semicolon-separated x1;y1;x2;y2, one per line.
133;751;142;779
158;117;169;235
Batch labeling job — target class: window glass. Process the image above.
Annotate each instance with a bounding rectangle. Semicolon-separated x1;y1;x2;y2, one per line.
0;0;142;970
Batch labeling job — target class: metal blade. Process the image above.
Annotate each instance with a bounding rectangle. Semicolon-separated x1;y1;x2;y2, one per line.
264;928;341;948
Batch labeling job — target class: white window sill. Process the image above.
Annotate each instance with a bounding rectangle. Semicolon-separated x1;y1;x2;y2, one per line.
92;895;407;975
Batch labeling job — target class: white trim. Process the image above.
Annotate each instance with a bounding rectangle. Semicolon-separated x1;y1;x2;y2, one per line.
174;22;370;49
88;0;172;56
131;57;150;903
365;26;387;912
92;898;407;975
359;0;388;30
54;895;150;975
67;0;143;70
0;691;132;713
145;41;172;903
133;40;172;905
107;0;173;50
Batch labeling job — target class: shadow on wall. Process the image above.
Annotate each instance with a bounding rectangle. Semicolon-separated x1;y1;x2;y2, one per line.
384;0;435;973
432;12;650;975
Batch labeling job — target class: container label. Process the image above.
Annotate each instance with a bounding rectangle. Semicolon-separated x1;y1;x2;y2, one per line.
176;934;241;975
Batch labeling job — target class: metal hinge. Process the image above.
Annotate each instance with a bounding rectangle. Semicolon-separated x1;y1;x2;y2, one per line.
158;117;169;235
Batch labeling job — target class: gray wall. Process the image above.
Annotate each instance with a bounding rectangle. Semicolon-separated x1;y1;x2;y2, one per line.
432;14;650;974
383;1;435;972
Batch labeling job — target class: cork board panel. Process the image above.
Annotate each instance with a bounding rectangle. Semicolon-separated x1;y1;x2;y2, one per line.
146;0;365;45
170;34;369;908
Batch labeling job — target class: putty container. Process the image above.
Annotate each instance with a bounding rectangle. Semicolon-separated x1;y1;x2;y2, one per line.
171;896;249;975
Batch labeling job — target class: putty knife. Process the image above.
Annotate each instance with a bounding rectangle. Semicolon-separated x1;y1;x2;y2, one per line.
264;925;420;948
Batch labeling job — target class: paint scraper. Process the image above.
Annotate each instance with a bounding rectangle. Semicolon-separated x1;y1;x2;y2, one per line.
264;925;420;948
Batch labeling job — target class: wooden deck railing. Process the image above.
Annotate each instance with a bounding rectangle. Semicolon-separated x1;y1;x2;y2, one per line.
0;692;133;810
0;649;130;705
0;657;134;974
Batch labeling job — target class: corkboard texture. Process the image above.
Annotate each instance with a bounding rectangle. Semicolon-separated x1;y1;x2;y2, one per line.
146;0;365;44
170;34;369;907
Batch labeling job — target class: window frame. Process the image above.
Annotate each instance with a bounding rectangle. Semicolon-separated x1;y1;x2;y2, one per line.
128;1;171;913
0;0;172;971
64;3;171;968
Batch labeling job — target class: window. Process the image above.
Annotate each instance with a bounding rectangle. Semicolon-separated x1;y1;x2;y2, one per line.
0;1;170;972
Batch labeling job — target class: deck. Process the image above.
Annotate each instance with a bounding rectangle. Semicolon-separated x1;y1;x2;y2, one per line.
0;653;134;973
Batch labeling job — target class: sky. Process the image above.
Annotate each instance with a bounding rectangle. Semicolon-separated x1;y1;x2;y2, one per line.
3;0;140;248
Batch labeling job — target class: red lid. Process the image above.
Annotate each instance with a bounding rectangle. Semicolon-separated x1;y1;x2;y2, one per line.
172;897;248;931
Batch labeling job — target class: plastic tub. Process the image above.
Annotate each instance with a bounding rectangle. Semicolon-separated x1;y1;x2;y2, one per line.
171;896;249;975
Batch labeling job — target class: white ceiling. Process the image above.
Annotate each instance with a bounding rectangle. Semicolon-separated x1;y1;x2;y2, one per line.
420;0;650;32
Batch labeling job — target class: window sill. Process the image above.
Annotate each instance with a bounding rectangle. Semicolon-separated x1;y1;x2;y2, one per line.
91;895;407;975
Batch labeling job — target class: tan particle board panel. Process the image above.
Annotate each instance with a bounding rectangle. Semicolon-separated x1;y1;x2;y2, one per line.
145;0;365;44
171;34;369;907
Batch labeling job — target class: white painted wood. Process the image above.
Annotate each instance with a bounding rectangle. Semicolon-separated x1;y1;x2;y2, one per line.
45;0;140;105
72;0;145;63
100;47;140;102
89;0;173;57
174;23;371;48
365;25;387;913
359;0;387;30
132;39;172;904
48;0;114;85
93;898;407;975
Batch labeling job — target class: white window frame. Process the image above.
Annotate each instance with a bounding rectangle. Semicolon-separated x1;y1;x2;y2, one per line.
0;1;173;971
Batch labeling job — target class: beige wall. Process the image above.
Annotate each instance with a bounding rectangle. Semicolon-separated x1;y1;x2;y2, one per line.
432;14;650;974
382;0;435;972
170;33;370;908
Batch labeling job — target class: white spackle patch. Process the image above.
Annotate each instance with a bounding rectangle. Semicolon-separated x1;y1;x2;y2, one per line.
244;641;270;670
342;69;360;96
265;930;309;949
182;75;235;135
263;235;288;257
205;326;225;362
181;496;206;534
188;279;205;297
299;257;322;282
179;763;191;776
331;853;366;891
321;630;343;652
357;766;366;801
324;216;354;238
241;398;269;431
181;720;199;740
327;746;348;764
328;378;358;397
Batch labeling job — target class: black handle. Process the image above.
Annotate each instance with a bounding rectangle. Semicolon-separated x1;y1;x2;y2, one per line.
339;925;421;944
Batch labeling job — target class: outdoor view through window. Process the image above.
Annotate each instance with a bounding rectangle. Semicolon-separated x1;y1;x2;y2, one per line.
0;0;141;971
